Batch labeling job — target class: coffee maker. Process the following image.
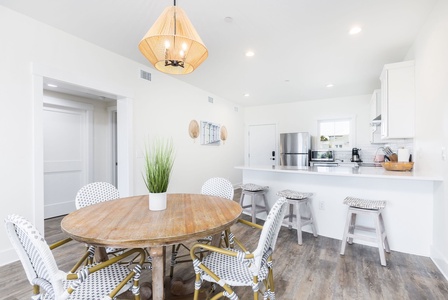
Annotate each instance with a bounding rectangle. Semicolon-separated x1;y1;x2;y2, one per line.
351;148;362;162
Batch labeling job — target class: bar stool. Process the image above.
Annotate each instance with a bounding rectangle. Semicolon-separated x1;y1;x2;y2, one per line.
239;183;270;223
340;196;390;266
277;190;317;245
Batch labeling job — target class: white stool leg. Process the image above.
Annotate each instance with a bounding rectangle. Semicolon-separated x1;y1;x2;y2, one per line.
239;192;245;206
348;212;356;244
287;202;294;229
340;210;353;255
305;200;318;237
251;194;257;223
379;212;390;253
375;212;387;266
294;201;303;245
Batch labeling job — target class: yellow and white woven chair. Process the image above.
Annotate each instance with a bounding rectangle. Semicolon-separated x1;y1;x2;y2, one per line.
170;177;235;278
190;197;288;300
5;214;145;300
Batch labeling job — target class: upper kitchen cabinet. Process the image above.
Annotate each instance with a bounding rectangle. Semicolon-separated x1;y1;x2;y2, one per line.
380;61;415;139
370;89;381;121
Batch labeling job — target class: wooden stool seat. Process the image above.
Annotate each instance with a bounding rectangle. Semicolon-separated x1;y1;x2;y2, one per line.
340;196;390;266
239;183;270;223
277;190;317;245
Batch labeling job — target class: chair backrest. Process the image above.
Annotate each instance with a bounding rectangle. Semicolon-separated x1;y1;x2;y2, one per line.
201;177;234;200
252;197;288;272
4;215;64;298
75;182;120;209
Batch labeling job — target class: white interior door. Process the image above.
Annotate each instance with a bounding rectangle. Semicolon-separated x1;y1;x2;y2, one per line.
248;124;277;166
43;99;93;218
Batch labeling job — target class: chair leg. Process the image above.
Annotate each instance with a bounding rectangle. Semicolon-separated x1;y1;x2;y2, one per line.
348;213;356;244
375;213;387;266
379;212;390;253
262;193;270;214
306;201;318;237
239;192;245;206
287;203;294;229
295;202;303;245
251;195;257;223
340;210;353;255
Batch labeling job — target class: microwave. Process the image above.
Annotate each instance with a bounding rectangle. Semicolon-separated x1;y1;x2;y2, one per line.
311;150;334;161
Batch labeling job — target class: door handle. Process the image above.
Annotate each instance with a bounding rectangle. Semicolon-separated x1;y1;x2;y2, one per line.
272;151;275;157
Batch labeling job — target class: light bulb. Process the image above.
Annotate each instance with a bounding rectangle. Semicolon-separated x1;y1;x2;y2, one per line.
164;40;170;49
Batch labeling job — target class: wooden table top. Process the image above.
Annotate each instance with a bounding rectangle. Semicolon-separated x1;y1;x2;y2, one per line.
61;193;242;248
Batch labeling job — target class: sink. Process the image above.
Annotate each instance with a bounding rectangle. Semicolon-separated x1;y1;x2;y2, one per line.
358;162;383;167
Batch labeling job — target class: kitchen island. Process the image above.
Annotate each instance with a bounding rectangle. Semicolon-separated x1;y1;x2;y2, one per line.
236;165;443;256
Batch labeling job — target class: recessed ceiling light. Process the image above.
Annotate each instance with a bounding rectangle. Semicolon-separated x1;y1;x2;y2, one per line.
47;83;58;88
244;93;250;97
224;17;233;23
349;26;362;35
245;51;255;57
326;84;334;88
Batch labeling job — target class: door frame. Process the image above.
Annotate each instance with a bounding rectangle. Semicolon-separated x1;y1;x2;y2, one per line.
32;63;134;233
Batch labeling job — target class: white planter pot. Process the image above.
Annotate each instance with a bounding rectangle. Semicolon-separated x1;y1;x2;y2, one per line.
148;192;167;211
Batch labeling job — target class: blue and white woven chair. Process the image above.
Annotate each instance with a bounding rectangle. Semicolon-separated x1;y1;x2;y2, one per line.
5;214;145;300
75;182;120;210
170;177;235;278
75;182;152;269
190;197;288;300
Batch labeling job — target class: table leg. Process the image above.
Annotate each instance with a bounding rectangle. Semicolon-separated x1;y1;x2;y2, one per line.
150;246;165;300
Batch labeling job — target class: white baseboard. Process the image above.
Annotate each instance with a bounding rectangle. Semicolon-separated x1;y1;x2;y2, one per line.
431;245;448;281
0;247;18;267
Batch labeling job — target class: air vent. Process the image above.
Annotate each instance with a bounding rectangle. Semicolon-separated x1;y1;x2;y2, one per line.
140;70;151;81
208;96;213;103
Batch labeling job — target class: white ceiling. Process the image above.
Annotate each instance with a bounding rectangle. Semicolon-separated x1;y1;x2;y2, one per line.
0;0;437;106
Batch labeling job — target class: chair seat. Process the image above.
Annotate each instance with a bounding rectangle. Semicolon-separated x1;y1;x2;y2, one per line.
49;264;133;300
343;196;386;210
276;190;312;200
241;183;269;192
199;249;269;287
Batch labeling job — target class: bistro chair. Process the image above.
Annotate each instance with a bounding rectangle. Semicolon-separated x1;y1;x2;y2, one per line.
190;197;288;300
170;177;235;278
75;182;152;268
75;182;120;209
4;214;145;300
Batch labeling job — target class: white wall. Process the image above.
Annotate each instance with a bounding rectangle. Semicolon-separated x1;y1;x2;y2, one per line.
410;0;448;279
0;6;244;266
244;94;372;161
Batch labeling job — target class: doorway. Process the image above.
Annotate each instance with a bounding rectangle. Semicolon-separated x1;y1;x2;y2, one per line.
248;124;277;166
32;65;133;233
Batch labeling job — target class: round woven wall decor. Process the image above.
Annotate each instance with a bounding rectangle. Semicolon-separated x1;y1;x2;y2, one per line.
188;120;199;139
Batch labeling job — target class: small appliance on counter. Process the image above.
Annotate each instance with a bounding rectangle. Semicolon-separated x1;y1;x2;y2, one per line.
350;148;362;162
310;150;338;167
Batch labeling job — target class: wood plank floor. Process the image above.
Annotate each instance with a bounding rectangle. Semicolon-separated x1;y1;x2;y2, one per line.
2;191;448;299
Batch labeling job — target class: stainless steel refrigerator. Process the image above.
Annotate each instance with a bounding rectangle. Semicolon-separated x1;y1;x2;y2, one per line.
279;132;311;167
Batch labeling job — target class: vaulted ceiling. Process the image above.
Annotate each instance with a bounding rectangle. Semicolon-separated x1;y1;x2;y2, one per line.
0;0;437;106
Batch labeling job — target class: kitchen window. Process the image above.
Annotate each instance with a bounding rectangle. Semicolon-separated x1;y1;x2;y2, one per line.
317;118;354;150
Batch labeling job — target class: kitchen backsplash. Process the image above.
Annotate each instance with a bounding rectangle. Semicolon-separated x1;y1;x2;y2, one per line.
333;139;414;163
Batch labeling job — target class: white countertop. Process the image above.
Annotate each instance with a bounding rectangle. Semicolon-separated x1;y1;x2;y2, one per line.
235;165;442;182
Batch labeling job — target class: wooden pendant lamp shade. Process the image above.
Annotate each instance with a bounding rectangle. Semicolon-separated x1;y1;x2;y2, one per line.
139;4;208;75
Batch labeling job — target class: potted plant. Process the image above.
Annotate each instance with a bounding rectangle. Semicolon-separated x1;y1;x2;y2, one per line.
143;138;175;211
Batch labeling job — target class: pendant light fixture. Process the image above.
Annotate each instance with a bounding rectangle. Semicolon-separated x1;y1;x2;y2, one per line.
139;0;208;75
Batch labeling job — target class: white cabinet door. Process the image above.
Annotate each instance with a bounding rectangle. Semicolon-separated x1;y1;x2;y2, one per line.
380;61;415;139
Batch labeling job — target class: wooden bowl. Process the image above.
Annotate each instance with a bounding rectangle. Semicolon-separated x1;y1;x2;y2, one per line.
381;162;414;171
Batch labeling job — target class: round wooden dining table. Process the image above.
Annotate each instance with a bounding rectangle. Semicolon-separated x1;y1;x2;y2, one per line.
61;193;242;300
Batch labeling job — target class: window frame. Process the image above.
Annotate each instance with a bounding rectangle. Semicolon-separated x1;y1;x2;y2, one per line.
316;117;356;151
